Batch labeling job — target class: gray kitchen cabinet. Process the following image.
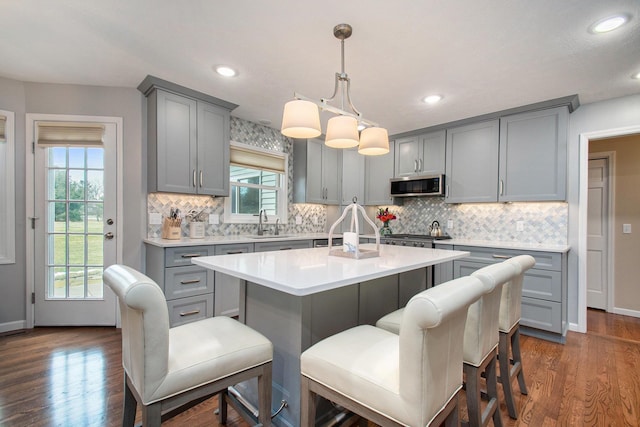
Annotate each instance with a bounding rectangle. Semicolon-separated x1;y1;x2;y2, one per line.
498;106;568;201
293;138;341;204
145;244;214;327
254;240;313;252
451;245;568;343
341;148;365;204
394;130;446;177
445;120;500;203
364;140;395;205
214;243;254;318
140;76;236;196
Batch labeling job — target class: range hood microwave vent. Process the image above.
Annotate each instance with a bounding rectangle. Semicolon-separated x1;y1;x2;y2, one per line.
390;174;445;197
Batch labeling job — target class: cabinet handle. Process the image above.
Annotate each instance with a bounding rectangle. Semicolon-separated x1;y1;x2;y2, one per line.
492;254;512;259
499;179;504;196
445;185;449;198
418;158;423;172
181;253;202;258
414;159;418;173
192;170;197;187
279;247;293;250
179;309;201;317
180;278;201;284
199;170;203;187
226;250;244;254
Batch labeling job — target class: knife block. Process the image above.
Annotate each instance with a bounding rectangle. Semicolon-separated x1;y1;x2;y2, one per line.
162;218;181;240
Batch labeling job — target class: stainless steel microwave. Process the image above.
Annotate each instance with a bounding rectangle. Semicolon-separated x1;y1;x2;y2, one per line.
390;174;445;197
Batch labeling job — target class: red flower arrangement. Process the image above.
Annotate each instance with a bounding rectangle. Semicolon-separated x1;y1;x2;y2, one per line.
376;208;397;223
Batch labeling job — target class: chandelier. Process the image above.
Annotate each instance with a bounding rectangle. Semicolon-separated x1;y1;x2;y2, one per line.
281;23;389;156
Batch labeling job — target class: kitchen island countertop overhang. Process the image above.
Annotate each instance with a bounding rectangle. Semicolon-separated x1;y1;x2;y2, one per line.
191;244;470;296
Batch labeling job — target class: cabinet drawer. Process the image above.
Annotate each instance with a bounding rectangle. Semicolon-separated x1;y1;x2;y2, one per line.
254;240;312;252
164;265;213;300
455;246;561;271
167;294;214;327
165;246;210;267
214;243;254;255
522;269;561;302
520;297;562;333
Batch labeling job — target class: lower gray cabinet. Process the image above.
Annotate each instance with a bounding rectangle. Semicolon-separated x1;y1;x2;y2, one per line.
447;245;567;342
254;240;313;252
214;243;253;318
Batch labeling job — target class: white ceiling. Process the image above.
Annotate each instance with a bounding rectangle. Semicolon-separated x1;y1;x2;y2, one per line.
1;0;639;135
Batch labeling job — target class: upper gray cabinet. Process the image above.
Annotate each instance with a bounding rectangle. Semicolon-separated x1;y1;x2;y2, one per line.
293;138;341;204
394;130;446;177
445;120;500;203
498;107;568;201
364;140;395;205
341;148;365;204
139;75;237;196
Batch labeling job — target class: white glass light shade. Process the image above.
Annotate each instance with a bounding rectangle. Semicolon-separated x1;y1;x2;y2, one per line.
358;127;389;155
325;116;359;148
281;100;322;138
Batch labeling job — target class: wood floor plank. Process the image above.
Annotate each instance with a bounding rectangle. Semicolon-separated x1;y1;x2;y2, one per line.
1;310;639;426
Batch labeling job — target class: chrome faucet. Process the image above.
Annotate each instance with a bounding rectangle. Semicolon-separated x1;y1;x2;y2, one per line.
257;209;268;235
274;218;281;236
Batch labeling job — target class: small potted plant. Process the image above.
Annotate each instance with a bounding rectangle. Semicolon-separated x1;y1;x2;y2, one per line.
376;207;396;236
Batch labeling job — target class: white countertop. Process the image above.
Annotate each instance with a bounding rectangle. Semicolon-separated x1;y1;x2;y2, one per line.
192;244;470;296
433;238;570;253
144;232;335;247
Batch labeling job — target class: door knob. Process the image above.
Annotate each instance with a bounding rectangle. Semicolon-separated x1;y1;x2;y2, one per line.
106;218;114;225
104;232;114;240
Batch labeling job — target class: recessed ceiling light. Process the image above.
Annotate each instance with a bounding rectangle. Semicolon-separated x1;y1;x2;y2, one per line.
589;14;630;33
215;66;237;77
632;71;640;80
423;95;443;104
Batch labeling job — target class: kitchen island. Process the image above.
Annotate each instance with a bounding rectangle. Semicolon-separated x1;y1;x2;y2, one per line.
193;243;470;427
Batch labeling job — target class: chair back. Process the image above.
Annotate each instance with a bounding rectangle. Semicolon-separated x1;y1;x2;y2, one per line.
466;262;519;365
104;265;170;403
398;275;485;425
499;255;536;332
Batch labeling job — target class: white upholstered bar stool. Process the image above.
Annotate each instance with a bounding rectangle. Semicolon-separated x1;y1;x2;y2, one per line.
376;261;518;427
300;276;487;427
104;265;273;427
498;255;535;419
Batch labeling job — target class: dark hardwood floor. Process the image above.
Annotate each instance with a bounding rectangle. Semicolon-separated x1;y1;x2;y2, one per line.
1;309;639;426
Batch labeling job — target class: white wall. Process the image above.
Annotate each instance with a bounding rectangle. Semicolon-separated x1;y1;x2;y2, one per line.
567;93;640;325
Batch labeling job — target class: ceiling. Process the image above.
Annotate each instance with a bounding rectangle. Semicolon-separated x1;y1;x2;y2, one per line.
2;0;639;136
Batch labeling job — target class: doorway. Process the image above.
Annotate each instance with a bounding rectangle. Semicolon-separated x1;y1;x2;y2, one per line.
26;114;123;326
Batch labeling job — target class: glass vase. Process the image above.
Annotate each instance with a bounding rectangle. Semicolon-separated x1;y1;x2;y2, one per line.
380;222;393;236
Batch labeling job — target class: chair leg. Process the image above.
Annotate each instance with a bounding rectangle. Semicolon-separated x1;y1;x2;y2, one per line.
443;391;459;427
464;350;502;427
300;376;317;427
499;330;518;419
218;390;228;425
123;376;137;427
511;328;528;395
142;402;162;427
257;362;273;427
485;353;503;427
464;363;482;427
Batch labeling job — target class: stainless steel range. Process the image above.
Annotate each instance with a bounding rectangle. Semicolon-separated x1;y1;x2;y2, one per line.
380;233;452;248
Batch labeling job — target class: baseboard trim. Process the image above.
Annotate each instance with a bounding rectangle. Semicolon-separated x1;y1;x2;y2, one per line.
612;307;640;319
0;320;27;334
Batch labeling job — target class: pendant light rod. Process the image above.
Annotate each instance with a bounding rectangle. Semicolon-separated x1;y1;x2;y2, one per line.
293;92;379;128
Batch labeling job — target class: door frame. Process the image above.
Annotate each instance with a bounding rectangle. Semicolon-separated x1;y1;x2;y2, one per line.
578;125;640;333
587;152;615;313
25;113;124;329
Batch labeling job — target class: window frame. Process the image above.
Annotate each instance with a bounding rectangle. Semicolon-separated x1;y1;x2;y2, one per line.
0;110;15;264
223;142;288;225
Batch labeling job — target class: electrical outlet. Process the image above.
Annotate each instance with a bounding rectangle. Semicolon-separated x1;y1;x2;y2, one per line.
312;216;318;225
447;220;454;229
295;215;303;225
209;214;219;225
516;221;524;232
623;224;632;234
149;213;162;225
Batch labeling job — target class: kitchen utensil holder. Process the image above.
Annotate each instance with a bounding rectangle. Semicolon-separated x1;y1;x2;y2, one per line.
162;217;181;240
327;202;380;259
189;221;205;239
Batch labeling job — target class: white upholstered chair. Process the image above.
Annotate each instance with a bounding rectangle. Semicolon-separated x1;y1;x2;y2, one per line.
300;275;487;427
104;265;273;426
376;261;518;427
498;255;536;419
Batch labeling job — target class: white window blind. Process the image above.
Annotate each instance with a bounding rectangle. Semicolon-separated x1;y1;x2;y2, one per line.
230;144;286;173
36;122;105;147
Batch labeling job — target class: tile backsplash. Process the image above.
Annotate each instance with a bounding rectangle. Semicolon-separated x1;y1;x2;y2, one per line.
147;117;568;245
